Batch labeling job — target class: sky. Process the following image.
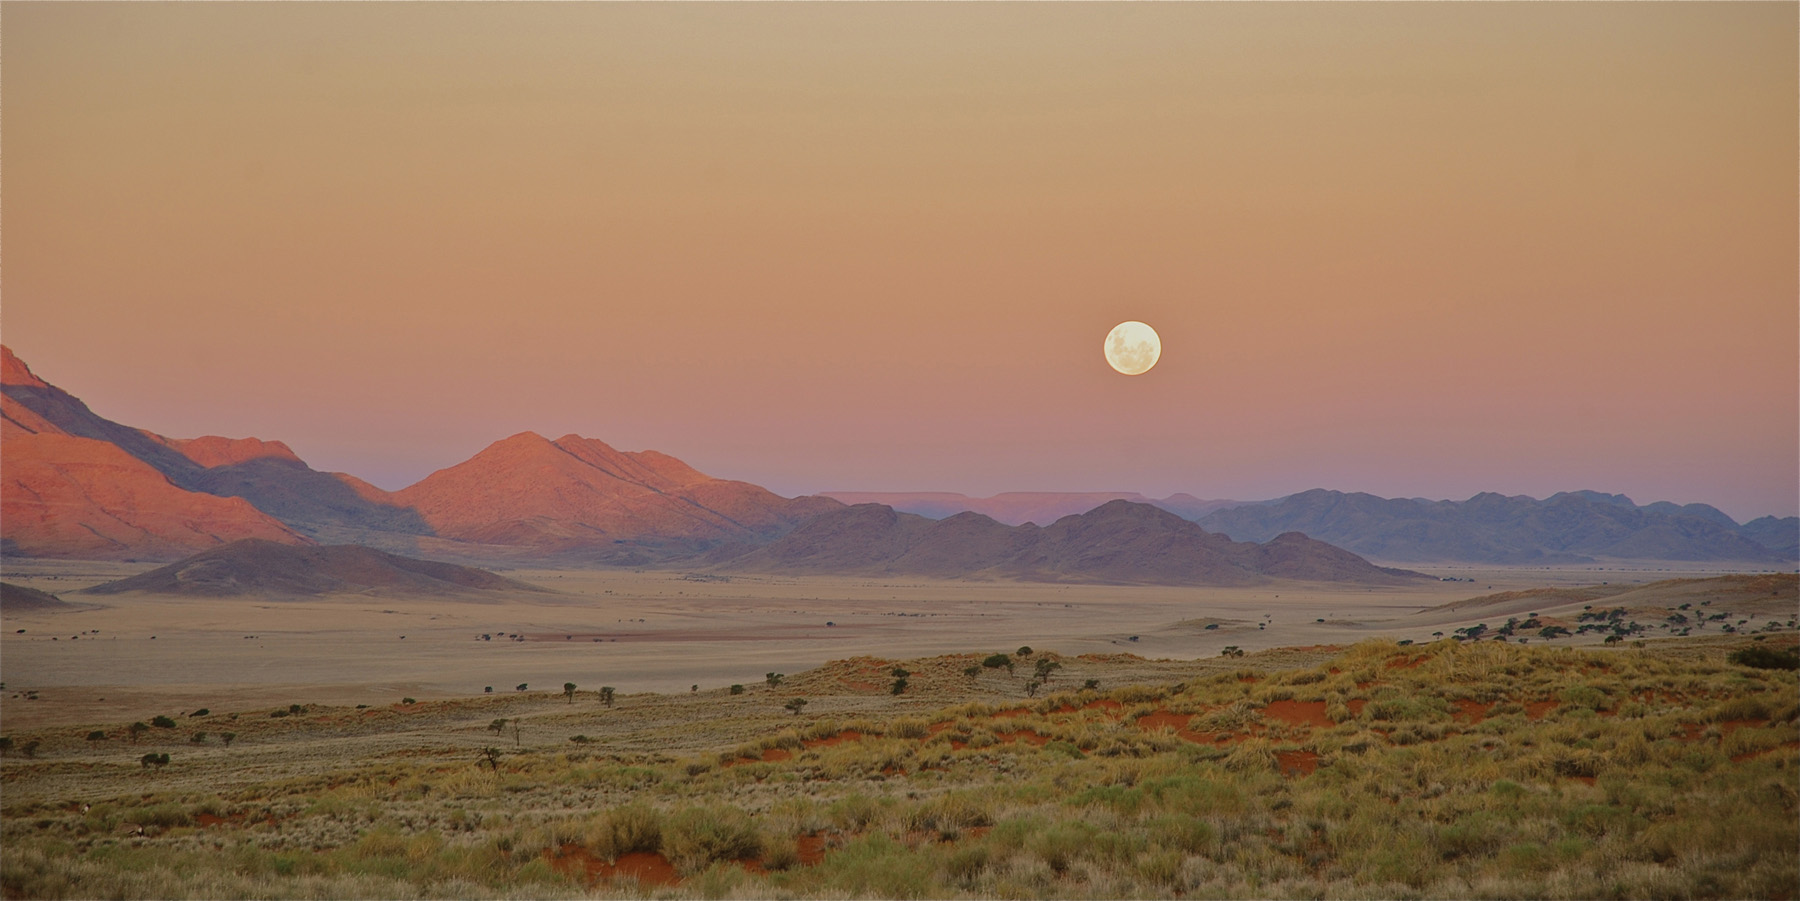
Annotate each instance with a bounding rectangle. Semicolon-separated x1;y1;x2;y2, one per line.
4;3;1796;522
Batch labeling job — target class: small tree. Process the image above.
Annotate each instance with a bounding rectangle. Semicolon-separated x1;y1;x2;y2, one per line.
151;715;176;729
87;730;108;742
489;718;508;736
1221;646;1245;658
730;684;745;695
766;673;784;688
221;732;236;748
128;722;148;744
891;677;908;695
784;697;808;716
1017;646;1033;657
1083;679;1100;691
982;654;1014;674
1025;680;1041;698
140;752;169;770
963;665;981;678
1033;658;1061;681
479;746;502;772
511;720;523;748
600;687;616;708
564;682;578;704
191;732;207;744
402;697;416;706
516;683;529;692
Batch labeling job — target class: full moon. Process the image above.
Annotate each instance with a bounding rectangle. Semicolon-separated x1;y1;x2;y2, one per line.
1104;321;1161;375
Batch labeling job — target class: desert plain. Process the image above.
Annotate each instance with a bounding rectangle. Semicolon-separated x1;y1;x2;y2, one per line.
2;560;1797;899
2;559;1785;731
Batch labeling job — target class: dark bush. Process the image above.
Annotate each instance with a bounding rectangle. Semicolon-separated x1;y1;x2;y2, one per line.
151;715;176;729
1728;646;1800;671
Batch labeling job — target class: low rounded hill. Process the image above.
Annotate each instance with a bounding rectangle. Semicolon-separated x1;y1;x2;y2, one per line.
81;539;546;598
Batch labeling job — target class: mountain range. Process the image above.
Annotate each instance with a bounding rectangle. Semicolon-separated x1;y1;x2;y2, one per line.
818;491;1240;526
1195;489;1796;565
2;345;1792;576
723;500;1424;585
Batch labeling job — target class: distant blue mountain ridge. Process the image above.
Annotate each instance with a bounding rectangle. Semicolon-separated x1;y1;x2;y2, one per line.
1192;489;1797;565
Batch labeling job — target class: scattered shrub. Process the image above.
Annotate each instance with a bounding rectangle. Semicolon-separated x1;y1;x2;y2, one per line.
1729;646;1800;670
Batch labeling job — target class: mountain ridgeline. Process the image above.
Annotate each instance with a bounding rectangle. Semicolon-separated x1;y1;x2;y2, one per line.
720;500;1427;586
1195;489;1796;565
2;346;1792;580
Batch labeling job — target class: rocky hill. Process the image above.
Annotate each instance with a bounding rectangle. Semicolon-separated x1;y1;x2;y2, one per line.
82;539;545;598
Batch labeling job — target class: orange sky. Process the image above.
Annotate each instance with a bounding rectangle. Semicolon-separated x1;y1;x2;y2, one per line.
4;3;1795;520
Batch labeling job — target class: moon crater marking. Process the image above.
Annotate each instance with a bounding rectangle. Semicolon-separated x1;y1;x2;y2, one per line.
1104;321;1161;375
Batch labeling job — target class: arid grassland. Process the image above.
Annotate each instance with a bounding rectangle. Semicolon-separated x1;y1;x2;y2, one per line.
3;633;1796;900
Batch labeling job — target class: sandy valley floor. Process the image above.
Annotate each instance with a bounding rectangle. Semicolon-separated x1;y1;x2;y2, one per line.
2;559;1787;732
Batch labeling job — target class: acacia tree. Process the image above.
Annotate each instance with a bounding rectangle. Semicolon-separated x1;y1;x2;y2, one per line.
599;687;616;708
128;722;148;744
784;697;808;716
564;682;578;704
488;718;508;736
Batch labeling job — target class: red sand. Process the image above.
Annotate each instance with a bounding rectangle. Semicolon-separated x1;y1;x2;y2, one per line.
1345;699;1368;717
1083;699;1124;713
1136;710;1193;732
802;730;865;749
1275;750;1320;777
796;834;828;866
549;845;681;888
1263;699;1333;729
999;729;1051;746
1385;656;1427;670
991;708;1031;719
1525;701;1558;719
1452;699;1491;723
